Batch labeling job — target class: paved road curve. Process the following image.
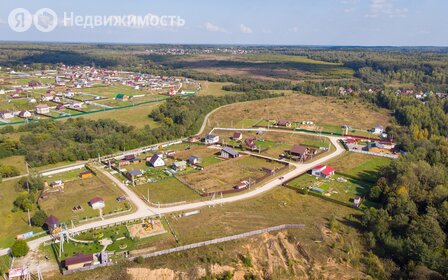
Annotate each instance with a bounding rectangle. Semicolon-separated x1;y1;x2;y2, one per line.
0;133;345;256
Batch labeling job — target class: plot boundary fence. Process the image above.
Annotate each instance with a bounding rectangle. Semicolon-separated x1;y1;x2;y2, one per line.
129;224;305;261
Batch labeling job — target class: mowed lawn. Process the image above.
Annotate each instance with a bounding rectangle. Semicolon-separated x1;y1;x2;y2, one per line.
134;177;200;204
0;179;42;248
328;152;392;183
39;175;129;223
206;94;392;132
77;102;162;129
74;85;143;98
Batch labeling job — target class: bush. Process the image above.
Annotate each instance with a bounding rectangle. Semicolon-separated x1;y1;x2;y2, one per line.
31;210;47;227
11;240;29;257
135;256;144;264
241;254;252;267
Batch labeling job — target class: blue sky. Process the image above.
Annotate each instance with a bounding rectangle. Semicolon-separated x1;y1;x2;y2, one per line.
0;0;446;46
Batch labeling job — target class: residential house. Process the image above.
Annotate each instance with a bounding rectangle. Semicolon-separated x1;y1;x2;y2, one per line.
35;104;50;114
232;132;243;141
79;171;93;179
204;134;220;144
89;197;105;209
64;91;75;98
221;147;240;159
115;93;129;101
311;165;336;179
276;120;291;127
49;180;64;188
18;110;31;118
245;138;257;151
68;101;83;109
147;154;165;167
44;215;59;231
188;155;201;165
289;145;309;160
166;150;176;157
41;93;54;101
28;80;42;88
373;125;384;135
56;104;65;111
234;181;249;190
172;161;187;171
126;170;143;181
64;253;94;270
0;111;14;119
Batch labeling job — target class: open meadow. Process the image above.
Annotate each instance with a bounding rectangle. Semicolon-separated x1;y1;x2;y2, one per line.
180;155;286;193
205;94;392;133
39;173;130;223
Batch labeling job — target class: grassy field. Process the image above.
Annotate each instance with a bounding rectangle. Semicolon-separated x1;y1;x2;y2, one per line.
74;85;143;98
180;155;285;193
76;102;161;129
197;81;241;96
212;129;330;159
134;177;200;204
0;155;27;175
158;53;354;81
0;179;42;248
327;152;392;183
38;174;129;223
206;94;392;133
50;186;366;280
286;152;392;207
42;220;175;266
43;166;89;182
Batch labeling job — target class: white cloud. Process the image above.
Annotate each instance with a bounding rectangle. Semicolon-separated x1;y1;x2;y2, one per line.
366;0;408;18
204;22;226;33
289;26;300;33
344;7;355;13
262;29;272;34
239;24;253;34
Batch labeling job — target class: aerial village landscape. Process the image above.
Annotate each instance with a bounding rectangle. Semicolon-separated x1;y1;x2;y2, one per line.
1;1;448;279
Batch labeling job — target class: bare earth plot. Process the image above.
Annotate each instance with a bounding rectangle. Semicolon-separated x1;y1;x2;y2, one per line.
206;94;392;132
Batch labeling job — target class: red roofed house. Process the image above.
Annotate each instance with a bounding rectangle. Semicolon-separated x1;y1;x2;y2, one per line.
89;197;105;209
311;165;336;179
232;132;243;141
276;120;292;127
45;215;59;231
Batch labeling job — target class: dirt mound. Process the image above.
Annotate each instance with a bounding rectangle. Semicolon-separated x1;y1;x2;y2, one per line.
126;230;365;280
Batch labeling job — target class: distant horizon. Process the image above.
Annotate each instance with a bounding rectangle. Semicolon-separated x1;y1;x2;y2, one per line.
1;1;446;46
0;40;447;49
